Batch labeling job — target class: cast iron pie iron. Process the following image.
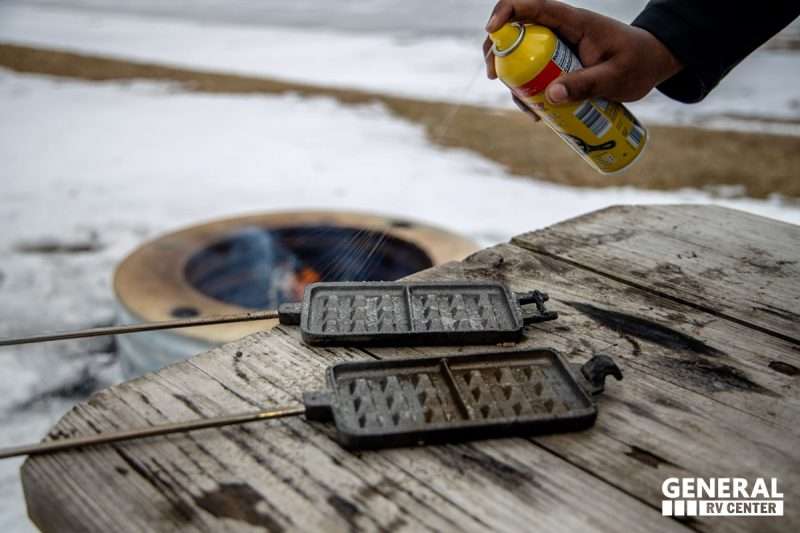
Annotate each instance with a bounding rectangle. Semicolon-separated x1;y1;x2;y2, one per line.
0;348;621;458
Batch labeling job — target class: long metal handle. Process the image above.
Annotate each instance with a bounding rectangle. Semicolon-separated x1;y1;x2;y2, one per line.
0;310;280;347
0;404;306;460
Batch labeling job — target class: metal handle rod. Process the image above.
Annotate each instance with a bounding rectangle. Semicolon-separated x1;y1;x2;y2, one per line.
0;404;306;460
0;310;280;347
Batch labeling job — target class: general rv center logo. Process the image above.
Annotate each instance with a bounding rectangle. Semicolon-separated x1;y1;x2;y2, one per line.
662;477;783;517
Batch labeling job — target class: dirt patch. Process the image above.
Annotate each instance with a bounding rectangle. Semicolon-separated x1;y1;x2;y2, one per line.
624;445;677;468
656;358;777;396
2;43;800;199
769;360;799;376
15;238;104;254
196;482;283;532
563;301;724;357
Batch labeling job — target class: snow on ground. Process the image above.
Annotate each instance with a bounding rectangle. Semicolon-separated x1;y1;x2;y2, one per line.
1;69;799;530
1;3;799;135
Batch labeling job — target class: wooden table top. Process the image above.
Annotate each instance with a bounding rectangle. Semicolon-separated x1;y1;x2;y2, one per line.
22;205;800;532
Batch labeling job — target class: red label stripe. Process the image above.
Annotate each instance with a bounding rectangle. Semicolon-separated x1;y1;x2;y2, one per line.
512;60;562;98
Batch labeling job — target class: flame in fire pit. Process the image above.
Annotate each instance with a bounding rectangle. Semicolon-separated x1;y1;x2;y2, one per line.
185;225;433;310
292;266;322;300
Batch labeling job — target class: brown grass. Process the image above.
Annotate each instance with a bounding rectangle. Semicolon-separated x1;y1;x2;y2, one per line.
2;43;799;199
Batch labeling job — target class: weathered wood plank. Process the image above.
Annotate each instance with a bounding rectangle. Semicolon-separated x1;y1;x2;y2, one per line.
407;245;800;432
512;205;800;343
21;206;799;532
23;330;687;533
372;243;800;532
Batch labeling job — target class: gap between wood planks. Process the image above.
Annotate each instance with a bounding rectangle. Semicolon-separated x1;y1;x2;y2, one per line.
510;240;800;347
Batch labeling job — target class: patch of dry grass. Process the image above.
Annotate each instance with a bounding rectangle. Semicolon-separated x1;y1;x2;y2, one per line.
2;43;798;199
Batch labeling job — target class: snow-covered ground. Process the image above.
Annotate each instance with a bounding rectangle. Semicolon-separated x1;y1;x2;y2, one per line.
1;3;799;531
1;3;799;135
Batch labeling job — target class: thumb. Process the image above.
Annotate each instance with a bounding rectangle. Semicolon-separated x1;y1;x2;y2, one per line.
546;62;616;104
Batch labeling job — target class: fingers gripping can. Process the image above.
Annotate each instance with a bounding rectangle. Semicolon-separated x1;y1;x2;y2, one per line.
489;23;647;174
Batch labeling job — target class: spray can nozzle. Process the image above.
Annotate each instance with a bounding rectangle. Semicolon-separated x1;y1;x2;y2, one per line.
489;22;526;57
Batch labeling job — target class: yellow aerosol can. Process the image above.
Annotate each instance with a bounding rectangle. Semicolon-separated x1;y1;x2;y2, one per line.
489;23;647;174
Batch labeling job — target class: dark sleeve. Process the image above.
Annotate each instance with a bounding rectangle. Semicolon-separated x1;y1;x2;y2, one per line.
632;1;800;103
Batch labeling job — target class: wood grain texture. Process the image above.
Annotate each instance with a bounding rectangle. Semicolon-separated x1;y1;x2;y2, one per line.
22;330;685;533
512;205;800;343
22;206;799;532
401;245;800;531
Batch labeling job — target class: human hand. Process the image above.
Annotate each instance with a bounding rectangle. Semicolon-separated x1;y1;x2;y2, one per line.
483;0;683;105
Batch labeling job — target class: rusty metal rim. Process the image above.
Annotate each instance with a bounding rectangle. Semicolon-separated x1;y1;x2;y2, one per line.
113;210;478;344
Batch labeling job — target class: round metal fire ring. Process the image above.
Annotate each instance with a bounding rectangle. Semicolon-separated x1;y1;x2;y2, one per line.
114;210;478;375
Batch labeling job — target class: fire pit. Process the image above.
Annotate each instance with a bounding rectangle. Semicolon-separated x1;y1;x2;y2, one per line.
114;211;477;375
